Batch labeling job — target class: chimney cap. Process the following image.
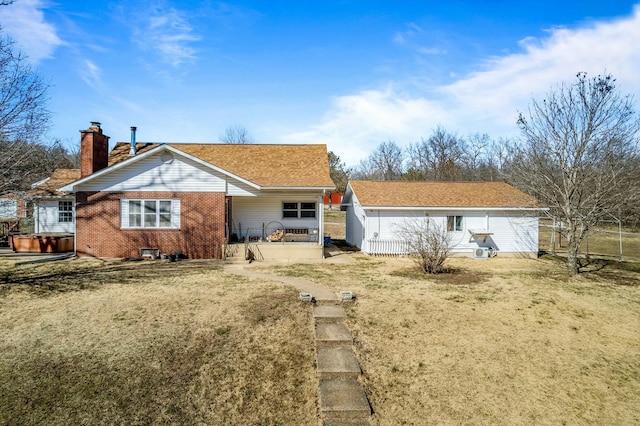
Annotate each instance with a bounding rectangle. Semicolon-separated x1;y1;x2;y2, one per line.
90;121;101;128
130;126;137;131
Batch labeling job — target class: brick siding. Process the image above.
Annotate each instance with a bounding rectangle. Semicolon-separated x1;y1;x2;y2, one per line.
75;191;225;259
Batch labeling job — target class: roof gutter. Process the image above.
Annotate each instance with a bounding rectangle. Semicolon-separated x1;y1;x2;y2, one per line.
361;206;549;211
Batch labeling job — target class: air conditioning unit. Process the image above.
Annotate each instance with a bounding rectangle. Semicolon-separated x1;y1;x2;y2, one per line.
474;247;489;258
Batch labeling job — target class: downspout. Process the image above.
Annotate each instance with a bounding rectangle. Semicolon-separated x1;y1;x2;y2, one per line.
33;199;39;233
319;193;325;248
73;198;77;256
361;211;366;253
72;195;78;256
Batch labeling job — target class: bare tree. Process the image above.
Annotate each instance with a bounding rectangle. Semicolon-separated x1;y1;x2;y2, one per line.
0;139;77;193
220;125;254;144
0;33;50;141
397;217;452;274
352;140;404;180
406;126;466;181
508;72;639;274
0;29;64;193
462;133;489;180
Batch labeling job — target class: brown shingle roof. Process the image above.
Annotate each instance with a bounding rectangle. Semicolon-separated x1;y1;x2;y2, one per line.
29;169;81;197
108;142;335;188
349;180;543;208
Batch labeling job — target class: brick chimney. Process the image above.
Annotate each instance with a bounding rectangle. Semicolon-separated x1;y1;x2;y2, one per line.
80;121;110;177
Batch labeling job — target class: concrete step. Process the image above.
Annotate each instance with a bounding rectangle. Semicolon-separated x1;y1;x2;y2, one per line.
315;298;341;306
317;346;361;380
319;378;371;420
323;419;371;426
314;304;347;323
315;322;353;347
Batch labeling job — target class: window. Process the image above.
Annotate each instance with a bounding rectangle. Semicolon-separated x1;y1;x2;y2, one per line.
282;202;316;218
283;202;299;218
122;199;179;228
447;215;463;232
58;201;73;223
301;202;316;218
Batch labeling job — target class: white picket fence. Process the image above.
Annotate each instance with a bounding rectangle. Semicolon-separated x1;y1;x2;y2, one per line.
366;239;411;256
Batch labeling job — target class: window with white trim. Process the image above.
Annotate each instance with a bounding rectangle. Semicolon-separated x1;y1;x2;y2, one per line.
58;201;73;223
282;202;316;218
447;215;463;232
121;199;180;229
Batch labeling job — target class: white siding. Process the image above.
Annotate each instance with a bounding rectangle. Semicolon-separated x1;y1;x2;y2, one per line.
488;214;539;253
227;179;259;196
359;208;539;255
80;151;227;192
231;195;320;240
35;199;74;233
344;190;365;248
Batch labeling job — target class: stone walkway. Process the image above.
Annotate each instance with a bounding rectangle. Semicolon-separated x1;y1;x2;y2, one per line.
223;261;371;425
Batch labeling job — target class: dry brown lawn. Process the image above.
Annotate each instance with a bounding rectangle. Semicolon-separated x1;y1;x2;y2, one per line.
2;248;639;425
324;209;346;240
265;255;640;425
0;258;318;425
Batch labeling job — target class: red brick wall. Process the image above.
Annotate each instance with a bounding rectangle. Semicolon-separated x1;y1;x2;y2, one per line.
75;191;226;259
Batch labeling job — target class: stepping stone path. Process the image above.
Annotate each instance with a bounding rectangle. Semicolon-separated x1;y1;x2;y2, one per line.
223;263;371;425
313;301;372;425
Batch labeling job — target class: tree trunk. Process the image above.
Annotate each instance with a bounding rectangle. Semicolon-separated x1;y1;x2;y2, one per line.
566;235;580;275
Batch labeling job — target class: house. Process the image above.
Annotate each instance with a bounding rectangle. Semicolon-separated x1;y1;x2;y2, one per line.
58;123;336;260
342;180;546;258
0;191;28;219
29;169;81;233
0;191;28;247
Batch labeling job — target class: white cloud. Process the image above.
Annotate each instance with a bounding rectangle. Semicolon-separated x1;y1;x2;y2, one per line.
284;87;450;164
288;5;640;166
0;0;62;63
442;5;640;134
80;60;102;89
133;6;200;67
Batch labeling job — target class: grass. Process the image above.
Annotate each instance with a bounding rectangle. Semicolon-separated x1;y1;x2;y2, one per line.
262;255;640;425
2;236;639;425
539;220;640;262
324;208;346;240
0;258;318;425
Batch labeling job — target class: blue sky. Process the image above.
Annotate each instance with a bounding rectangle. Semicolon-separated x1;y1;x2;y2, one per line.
1;0;639;167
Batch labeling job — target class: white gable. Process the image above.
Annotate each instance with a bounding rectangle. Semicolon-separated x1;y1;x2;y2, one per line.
77;151;230;192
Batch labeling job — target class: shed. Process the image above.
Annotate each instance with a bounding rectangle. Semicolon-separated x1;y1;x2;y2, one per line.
342;180;546;258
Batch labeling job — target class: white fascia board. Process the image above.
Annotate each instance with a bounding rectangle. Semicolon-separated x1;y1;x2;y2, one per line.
58;144;261;192
31;177;50;188
362;206;548;212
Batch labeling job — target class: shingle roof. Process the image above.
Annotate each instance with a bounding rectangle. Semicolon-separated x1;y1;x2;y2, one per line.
29;169;81;197
349;180;543;208
109;142;335;188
